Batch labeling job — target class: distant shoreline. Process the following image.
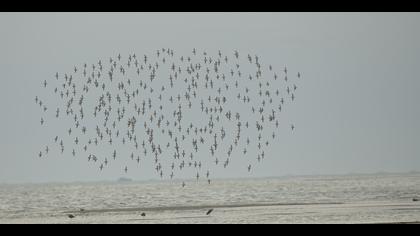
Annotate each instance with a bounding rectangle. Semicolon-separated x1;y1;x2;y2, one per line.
1;170;420;186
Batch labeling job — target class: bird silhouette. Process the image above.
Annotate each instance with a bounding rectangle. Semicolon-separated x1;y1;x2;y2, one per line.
35;48;302;186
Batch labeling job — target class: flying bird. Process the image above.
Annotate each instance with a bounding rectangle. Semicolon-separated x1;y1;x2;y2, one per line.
34;48;303;186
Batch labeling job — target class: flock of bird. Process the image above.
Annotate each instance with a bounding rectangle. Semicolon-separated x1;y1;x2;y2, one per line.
35;48;301;187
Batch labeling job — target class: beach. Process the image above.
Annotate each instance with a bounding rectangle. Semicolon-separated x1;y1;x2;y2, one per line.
1;173;420;224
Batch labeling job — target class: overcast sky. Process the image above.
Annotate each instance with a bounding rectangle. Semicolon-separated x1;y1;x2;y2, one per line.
0;12;419;183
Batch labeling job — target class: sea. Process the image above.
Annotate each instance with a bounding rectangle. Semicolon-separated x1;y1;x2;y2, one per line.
1;173;420;224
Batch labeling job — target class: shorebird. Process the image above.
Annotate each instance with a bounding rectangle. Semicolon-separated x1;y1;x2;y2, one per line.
35;48;302;185
206;209;214;215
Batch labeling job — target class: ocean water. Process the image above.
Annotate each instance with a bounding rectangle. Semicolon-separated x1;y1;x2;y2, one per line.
1;173;420;224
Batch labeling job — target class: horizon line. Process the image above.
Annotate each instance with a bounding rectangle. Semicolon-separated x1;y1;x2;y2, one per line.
1;170;420;185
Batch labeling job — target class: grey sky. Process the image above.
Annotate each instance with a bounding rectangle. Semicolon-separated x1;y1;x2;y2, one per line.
0;13;419;183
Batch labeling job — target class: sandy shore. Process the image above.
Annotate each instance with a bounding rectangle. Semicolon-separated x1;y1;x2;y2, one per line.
2;201;420;224
64;201;343;214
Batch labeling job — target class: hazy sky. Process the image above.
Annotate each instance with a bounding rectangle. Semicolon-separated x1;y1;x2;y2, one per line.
1;12;419;183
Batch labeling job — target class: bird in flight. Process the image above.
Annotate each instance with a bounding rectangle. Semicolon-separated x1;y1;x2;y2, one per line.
34;48;303;186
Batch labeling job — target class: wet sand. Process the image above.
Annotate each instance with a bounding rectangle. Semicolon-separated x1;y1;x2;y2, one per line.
2;174;420;224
